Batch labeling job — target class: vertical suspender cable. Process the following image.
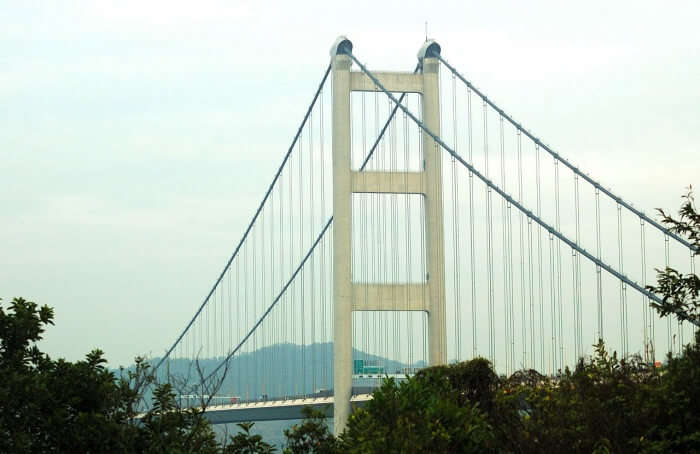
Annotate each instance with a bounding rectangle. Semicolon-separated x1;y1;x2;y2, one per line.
279;164;285;395
319;87;327;390
554;159;564;368
528;216;535;368
373;92;380;369
213;281;217;361
211;285;215;360
570;246;577;359
549;231;556;373
288;138;294;395
665;234;671;355
618;205;628;358
391;101;399;366
243;238;248;397
536;144;545;371
499;115;509;372
404;102;413;367
574;174;582;358
299;123;305;395
252;206;258;395
507;152;515;373
211;286;216;361
221;277;224;360
381;98;388;370
309;111;316;394
467;87;476;358
386;99;394;369
270;188;276;397
190;301;194;361
389;99;398;365
236;250;241;396
206;285;210;359
524;221;532;367
228;254;232;367
261;201;267;394
641;217;649;361
436;64;446;366
373;92;380;368
507;135;515;371
595;187;603;341
436;136;447;365
350;94;357;369
219;272;226;356
221;282;224;358
360;92;368;369
419;94;428;365
518;130;526;369
452;74;462;363
484;100;495;364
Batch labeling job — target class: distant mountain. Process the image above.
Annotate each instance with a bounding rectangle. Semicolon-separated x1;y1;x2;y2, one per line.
126;343;425;402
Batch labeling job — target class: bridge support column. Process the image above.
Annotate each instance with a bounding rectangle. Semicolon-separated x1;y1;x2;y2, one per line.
421;54;447;366
330;37;446;436
330;38;353;436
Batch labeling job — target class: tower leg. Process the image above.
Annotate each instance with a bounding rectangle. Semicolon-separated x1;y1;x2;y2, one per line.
422;57;447;366
331;52;353;436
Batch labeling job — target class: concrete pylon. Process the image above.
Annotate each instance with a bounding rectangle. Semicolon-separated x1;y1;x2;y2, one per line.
419;42;448;368
330;36;353;436
330;36;446;435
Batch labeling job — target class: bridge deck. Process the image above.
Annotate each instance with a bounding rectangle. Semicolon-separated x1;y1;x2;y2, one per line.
203;394;373;425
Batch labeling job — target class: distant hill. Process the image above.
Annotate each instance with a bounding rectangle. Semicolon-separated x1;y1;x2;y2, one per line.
125;343;425;402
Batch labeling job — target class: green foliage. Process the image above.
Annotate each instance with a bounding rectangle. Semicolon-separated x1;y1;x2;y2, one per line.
0;296;221;453
339;363;496;453
333;337;700;454
647;187;700;326
138;382;219;453
503;341;656;453
283;407;337;454
490;336;700;454
0;297;135;452
225;422;276;453
416;357;498;411
634;332;700;453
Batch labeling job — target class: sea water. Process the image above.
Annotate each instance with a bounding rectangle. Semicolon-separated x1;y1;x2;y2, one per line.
213;419;334;450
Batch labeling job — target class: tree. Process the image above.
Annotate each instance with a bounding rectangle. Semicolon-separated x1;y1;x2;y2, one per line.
0;297;223;453
339;361;496;453
646;187;700;326
138;382;220;453
505;342;662;453
637;331;700;453
283;407;337;454
0;297;141;452
224;422;275;453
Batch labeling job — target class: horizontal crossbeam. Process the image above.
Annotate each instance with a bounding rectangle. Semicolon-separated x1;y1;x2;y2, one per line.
351;171;424;194
348;51;700;328
352;283;428;312
351;71;423;93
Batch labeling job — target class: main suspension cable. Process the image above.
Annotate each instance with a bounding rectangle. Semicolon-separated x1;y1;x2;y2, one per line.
436;54;697;254
348;51;700;330
154;63;332;373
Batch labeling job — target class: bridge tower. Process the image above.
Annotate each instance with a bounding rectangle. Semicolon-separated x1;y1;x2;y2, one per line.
330;37;447;434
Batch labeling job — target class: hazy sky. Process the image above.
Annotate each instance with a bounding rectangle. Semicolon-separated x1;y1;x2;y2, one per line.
2;1;698;367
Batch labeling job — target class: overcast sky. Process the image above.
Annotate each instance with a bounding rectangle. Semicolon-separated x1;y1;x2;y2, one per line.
2;1;698;367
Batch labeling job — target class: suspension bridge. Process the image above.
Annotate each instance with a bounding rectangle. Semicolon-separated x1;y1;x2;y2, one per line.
151;36;698;434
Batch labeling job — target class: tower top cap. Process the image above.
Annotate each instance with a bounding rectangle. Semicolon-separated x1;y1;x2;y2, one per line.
417;40;441;61
330;36;353;57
